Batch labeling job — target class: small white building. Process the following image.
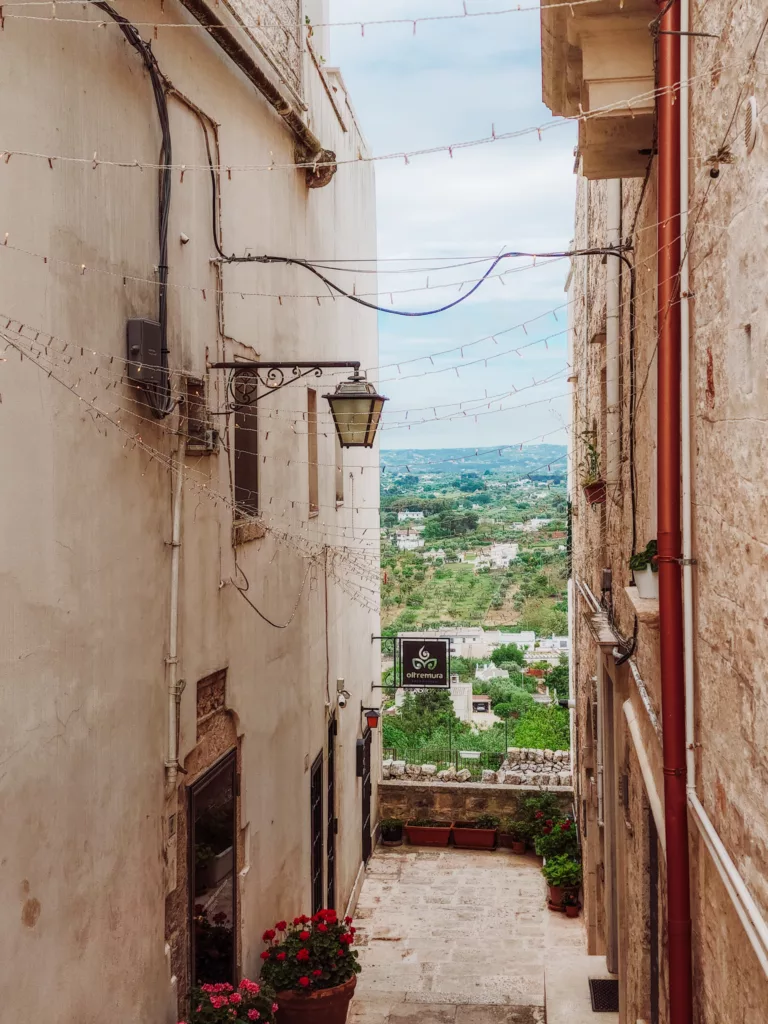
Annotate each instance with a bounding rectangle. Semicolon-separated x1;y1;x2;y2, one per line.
396;532;424;551
475;663;509;683
398;510;425;522
450;681;473;723
421;548;446;561
489;542;519;568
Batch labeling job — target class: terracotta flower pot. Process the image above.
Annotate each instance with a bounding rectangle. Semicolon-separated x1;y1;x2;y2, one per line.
498;833;514;849
276;976;356;1024
451;823;497;850
583;480;606;505
565;904;580;918
547;884;579;911
511;840;526;855
405;822;451;847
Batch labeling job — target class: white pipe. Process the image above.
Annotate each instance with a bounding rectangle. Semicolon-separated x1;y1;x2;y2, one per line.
606;179;621;485
165;455;184;790
678;0;768;978
622;700;665;855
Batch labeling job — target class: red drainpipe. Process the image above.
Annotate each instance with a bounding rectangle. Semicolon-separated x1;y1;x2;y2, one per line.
656;1;693;1021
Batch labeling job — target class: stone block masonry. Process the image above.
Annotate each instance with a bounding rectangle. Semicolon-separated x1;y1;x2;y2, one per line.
382;748;572;789
378;780;573;824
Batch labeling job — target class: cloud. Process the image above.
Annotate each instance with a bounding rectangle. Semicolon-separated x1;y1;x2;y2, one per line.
329;0;575;448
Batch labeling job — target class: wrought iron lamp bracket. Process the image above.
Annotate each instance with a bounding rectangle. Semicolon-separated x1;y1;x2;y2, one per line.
209;361;361;408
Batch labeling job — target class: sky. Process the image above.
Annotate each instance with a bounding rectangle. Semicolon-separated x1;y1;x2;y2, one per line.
327;0;577;450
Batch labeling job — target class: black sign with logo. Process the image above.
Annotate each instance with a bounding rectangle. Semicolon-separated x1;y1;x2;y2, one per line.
400;638;450;689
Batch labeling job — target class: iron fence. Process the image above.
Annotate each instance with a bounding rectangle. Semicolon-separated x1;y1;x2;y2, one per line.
383;747;505;780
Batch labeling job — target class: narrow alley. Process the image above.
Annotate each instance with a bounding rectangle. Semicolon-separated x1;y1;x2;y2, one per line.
349;847;617;1024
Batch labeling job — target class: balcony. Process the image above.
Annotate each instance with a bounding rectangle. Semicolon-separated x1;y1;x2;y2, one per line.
540;0;657;179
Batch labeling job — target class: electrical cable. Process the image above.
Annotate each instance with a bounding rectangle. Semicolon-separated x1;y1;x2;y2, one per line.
90;0;174;417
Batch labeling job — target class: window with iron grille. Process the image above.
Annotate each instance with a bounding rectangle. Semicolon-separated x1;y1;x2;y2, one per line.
224;0;303;98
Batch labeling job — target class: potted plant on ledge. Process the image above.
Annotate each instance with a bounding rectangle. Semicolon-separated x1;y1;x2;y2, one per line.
379;817;404;846
405;818;452;847
630;540;659;600
498;818;530;855
542;853;582;912
451;813;500;850
580;429;606;506
260;911;361;1024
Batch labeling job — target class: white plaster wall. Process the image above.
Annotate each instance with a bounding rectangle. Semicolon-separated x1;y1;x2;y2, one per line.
0;3;379;1019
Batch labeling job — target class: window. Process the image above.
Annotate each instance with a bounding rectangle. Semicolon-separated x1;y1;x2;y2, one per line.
234;401;258;519
335;433;344;505
310;752;324;916
307;389;319;515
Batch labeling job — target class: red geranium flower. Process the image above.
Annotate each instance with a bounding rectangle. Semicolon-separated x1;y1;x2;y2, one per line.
293;917;302;925
345;916;353;925
535;811;544;819
337;949;345;957
560;821;571;831
260;951;270;960
262;929;276;942
298;977;310;988
276;952;287;961
317;923;328;933
276;920;287;931
543;827;552;835
312;970;322;977
300;915;310;923
296;948;310;962
299;930;310;941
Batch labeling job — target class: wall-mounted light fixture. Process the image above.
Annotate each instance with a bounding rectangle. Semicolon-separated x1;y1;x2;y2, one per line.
362;708;381;730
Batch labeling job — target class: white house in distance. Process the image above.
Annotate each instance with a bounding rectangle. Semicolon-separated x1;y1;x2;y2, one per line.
489;542;518;567
513;517;552;533
398;510;425;522
397;628;537;660
475;663;509;683
396;531;424;551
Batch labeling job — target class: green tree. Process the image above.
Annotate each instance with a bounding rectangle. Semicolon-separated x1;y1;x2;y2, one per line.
512;704;570;750
548;657;569;699
490;642;525;668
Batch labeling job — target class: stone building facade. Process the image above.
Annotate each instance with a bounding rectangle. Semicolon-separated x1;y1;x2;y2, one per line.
541;0;768;1021
0;2;381;1021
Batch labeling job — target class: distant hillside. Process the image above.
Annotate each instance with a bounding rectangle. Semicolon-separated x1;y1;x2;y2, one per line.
380;444;567;476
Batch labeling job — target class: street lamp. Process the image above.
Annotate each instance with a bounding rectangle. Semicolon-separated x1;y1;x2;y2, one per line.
210;361;387;450
324;370;388;449
363;708;381;729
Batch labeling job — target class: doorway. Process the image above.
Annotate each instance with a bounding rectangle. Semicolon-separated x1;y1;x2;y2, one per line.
310;752;324;915
361;728;372;864
188;751;237;987
327;717;337;911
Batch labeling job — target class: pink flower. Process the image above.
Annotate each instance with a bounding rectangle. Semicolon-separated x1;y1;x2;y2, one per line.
230;993;242;1004
210;995;228;1009
272;1004;279;1013
239;980;260;994
248;1012;261;1021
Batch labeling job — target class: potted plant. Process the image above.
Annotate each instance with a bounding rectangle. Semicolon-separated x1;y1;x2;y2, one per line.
379;817;404;847
498;818;530;854
405;818;452;847
630;540;659;600
260;911;361;1024
562;891;581;919
580;429;606;505
451;813;500;850
542;854;582;911
180;980;277;1024
533;817;579;860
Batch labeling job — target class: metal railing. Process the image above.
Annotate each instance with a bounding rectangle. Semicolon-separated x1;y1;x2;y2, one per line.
383;747;505;780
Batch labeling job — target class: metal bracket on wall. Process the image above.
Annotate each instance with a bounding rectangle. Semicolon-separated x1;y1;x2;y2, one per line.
209;361;361;408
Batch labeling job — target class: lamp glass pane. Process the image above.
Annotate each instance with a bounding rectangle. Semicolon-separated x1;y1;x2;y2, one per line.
329;396;381;447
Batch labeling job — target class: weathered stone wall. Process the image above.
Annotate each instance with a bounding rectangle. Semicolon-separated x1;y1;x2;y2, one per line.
378;779;573;824
383;747;572;788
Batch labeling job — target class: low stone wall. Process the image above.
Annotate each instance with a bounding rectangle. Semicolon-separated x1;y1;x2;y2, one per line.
383;747;572;788
378;779;573;823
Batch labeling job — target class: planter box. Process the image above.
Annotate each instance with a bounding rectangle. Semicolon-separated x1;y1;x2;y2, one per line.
405;822;452;847
634;565;659;600
451;823;497;850
583;480;606;505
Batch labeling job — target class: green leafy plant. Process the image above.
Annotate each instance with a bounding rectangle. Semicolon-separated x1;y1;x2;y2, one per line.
629;539;658;573
475;813;501;830
500;818;531;841
579;428;601;485
408;818;449;828
260;911;361;994
181;980;277;1023
542;854;582;889
534;818;579;859
379;818;403;830
561;891;580;908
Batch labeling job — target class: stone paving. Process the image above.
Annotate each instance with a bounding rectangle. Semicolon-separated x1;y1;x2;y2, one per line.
349;845;590;1024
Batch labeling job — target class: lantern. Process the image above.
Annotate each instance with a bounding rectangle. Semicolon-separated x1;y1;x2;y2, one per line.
364;708;381;729
324;371;387;448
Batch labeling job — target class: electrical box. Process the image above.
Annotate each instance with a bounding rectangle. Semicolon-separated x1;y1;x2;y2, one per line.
126;318;163;385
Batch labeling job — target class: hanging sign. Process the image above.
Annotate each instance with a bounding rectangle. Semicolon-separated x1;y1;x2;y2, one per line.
399;638;450;689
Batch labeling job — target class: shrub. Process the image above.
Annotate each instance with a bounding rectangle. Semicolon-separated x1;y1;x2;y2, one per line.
534;818;579;859
542;854;582;889
260;911;361;994
475;813;501;830
499;818;531;841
